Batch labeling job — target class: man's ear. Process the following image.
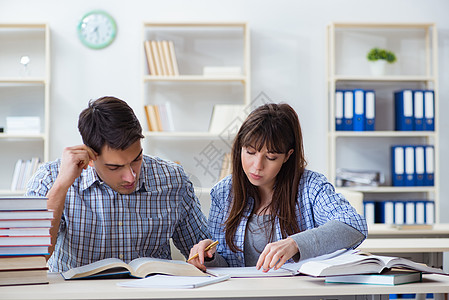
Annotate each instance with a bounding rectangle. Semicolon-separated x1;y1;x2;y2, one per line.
284;149;294;163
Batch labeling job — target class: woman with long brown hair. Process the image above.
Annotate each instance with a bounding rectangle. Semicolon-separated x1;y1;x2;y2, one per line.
189;103;367;271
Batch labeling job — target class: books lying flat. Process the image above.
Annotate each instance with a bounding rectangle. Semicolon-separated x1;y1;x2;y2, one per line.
208;249;447;278
0;268;48;286
0;219;52;228
0;228;50;236
0;255;47;271
325;270;422;286
0;235;51;246
117;274;230;289
0;246;49;256
0;196;48;210
62;257;208;280
0;210;53;220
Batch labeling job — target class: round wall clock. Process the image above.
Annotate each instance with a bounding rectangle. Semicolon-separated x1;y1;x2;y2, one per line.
77;10;117;49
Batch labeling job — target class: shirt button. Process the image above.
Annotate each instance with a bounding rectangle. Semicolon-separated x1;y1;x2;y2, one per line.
118;222;123;226
119;254;124;259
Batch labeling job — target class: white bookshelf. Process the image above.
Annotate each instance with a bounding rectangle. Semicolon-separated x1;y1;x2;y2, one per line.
141;22;250;189
0;24;50;194
326;23;439;221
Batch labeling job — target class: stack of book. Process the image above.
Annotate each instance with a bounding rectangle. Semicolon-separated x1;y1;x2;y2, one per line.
10;157;42;191
144;103;175;132
144;40;179;76
0;196;52;286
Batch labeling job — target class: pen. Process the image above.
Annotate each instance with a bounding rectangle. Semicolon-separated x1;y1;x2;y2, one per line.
187;240;219;262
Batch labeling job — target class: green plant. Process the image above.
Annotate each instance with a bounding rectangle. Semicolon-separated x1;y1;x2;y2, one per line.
367;48;397;63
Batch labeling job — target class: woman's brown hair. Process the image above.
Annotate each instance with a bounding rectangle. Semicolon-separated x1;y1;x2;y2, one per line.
225;103;307;252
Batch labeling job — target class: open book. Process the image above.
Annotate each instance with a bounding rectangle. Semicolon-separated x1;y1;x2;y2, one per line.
208;249;447;278
62;257;208;280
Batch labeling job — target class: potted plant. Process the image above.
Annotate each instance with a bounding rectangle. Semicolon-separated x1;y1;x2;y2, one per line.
367;47;397;76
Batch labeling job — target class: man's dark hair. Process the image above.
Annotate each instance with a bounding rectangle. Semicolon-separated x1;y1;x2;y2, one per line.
78;96;144;154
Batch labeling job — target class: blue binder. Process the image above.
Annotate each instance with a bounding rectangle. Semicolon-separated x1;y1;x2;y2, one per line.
391;146;405;186
414;146;425;186
424;145;434;186
394;201;405;225
343;90;354;131
394;90;413;131
335;90;344;131
424;90;435;131
425;201;435;224
364;90;375;131
353;89;365;131
363;201;375;224
404;146;415;186
405;201;416;225
413;90;424;131
415;201;426;224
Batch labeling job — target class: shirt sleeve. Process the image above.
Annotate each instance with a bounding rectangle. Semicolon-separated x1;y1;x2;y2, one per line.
171;171;211;259
289;219;365;261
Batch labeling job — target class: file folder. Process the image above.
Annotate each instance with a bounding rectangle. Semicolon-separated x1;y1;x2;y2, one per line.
353;89;365;131
405;201;415;225
394;90;413;131
413;90;424;131
363;201;375;224
364;90;375;131
344;90;354;131
424;145;434;186
335;90;344;131
394;202;405;225
414;146;425;186
425;201;435;224
424;90;435;131
391;146;405;186
404;146;415;186
415;201;425;224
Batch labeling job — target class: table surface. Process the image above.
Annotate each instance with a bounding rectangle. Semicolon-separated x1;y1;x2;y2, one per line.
1;272;448;300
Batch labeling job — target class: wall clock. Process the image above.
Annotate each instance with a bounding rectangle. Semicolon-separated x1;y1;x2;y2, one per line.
77;10;117;49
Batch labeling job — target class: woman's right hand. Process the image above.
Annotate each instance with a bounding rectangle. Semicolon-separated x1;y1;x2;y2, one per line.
188;239;216;271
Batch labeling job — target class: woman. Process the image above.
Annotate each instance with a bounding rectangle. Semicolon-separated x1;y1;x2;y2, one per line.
189;103;367;272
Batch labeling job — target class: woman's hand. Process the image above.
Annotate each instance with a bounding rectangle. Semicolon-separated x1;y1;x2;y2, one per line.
256;237;299;272
187;239;216;271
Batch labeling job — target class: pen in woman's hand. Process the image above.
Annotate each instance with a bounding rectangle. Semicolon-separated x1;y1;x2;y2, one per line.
188;240;219;262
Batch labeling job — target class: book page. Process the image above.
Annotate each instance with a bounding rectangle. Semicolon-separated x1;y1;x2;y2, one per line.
128;257;208;277
117;274;230;289
62;258;131;279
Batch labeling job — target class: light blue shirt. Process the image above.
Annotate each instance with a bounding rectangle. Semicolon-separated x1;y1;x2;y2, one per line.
26;155;210;272
208;170;368;267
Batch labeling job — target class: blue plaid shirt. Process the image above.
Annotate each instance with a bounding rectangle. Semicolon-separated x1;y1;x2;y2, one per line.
208;170;368;267
26;155;210;272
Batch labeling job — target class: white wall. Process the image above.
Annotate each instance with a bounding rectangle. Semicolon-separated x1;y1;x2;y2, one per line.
1;0;448;221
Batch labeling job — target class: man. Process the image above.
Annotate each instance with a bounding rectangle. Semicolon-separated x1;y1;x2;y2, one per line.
26;96;210;272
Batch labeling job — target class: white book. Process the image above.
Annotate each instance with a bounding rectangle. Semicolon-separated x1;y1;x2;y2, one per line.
10;159;23;191
209;105;247;134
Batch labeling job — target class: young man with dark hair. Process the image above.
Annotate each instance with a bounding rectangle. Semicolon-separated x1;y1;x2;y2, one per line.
26;96;211;272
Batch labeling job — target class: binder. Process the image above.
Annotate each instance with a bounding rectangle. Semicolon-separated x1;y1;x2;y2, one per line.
404;146;415;186
425;201;435;224
405;201;415;225
424;90;435;131
383;201;395;225
413;90;424;131
364;90;375;131
424;145;434;186
394;201;405;225
335;90;344;131
414;146;425;186
391;146;404;186
343;90;354;131
394;90;413;131
363;201;375;225
415;201;426;224
353;89;365;131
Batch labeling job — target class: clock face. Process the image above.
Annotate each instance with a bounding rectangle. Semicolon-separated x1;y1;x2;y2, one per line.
77;10;117;49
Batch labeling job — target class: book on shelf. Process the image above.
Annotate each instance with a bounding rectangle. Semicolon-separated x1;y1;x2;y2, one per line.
144;40;157;76
203;66;242;76
209;104;247;134
0;196;48;210
150;40;163;75
144;105;160;131
157;102;175;131
116;274;230;289
144;40;179;76
324;269;422;286
335;168;384;187
161;40;174;76
61;257;208;280
207;249;447;278
156;40;168;75
168;40;179;76
219;153;232;180
144;104;174;132
6;116;40;135
10;157;41;191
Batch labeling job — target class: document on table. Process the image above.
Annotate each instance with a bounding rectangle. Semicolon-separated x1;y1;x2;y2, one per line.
117;274;230;289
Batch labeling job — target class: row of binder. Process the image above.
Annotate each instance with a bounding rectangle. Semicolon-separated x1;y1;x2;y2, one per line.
394;89;435;131
364;200;435;225
335;89;375;131
391;145;434;187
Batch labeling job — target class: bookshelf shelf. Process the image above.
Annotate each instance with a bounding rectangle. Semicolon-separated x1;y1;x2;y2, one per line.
142;22;250;189
326;22;439;222
0;23;50;194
